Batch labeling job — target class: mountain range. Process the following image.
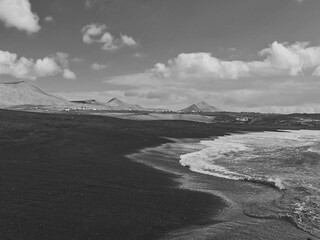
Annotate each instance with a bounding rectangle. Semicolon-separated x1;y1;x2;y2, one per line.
0;81;221;112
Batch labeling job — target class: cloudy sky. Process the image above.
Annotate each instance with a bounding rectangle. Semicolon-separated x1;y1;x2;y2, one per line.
1;0;320;112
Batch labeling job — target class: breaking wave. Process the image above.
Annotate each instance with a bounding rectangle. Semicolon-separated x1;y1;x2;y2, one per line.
179;130;320;238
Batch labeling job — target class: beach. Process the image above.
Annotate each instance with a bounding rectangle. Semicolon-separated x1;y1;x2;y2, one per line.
129;138;317;240
0;109;316;239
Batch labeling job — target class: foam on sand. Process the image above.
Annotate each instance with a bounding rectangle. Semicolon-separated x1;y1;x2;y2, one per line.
179;130;320;237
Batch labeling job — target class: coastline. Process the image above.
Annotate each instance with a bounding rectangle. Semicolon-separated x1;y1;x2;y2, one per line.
128;137;317;239
0;109;316;239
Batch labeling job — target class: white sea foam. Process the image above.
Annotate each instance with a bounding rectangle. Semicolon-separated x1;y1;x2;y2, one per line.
180;139;251;181
179;130;320;237
180;130;320;182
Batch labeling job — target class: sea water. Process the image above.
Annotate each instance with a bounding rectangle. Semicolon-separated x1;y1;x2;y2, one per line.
180;130;320;238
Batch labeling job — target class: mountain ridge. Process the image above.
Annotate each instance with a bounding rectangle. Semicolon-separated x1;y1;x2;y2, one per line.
0;81;217;113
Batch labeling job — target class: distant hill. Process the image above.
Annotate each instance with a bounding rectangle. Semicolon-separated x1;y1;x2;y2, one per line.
104;98;170;112
179;101;221;113
0;81;69;108
105;98;145;111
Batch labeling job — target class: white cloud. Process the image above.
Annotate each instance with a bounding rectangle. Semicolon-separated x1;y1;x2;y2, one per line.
121;34;138;46
0;50;76;80
81;23;138;51
100;42;320;113
100;32;118;51
0;0;41;34
44;16;54;22
151;41;320;80
34;58;61;77
151;53;250;80
259;41;320;75
62;69;77;80
81;23;106;44
91;63;107;70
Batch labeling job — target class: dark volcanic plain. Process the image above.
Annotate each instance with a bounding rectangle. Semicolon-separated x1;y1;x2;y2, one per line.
0;109;319;240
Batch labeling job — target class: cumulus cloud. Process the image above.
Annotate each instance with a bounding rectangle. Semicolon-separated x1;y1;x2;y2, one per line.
151;53;251;80
81;23;106;44
120;34;137;46
0;50;76;80
151;41;320;80
62;69;77;80
98;41;320;113
0;0;41;34
100;42;320;113
259;41;320;75
33;58;61;77
81;23;138;51
91;63;107;70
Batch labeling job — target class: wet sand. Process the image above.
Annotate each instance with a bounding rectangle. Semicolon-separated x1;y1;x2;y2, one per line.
0;109;315;239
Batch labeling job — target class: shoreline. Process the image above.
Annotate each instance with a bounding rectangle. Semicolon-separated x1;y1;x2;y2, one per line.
128;136;317;239
127;138;242;220
0;109;317;239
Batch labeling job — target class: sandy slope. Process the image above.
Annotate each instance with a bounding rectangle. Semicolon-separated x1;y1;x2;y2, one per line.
0;81;69;107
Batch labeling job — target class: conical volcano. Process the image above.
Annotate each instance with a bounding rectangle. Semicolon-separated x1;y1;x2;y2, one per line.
105;98;144;111
180;101;221;113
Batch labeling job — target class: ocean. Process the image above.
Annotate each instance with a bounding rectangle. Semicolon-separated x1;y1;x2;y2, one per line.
180;130;320;238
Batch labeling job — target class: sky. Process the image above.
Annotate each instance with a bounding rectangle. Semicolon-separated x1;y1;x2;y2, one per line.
1;0;320;112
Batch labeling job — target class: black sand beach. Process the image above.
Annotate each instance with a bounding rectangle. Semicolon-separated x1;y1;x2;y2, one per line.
0;110;230;240
0;109;316;240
